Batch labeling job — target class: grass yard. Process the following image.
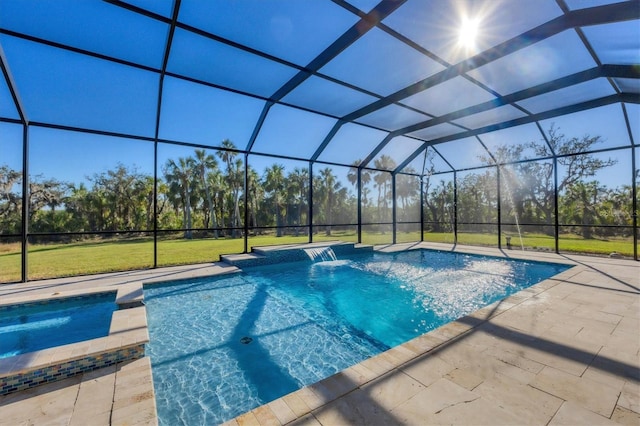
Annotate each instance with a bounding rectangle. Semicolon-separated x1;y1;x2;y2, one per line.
0;231;635;283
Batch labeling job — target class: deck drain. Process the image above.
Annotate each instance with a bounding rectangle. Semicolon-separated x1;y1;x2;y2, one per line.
240;336;253;344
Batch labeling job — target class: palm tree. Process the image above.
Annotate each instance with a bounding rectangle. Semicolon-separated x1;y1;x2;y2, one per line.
194;149;219;238
347;160;360;188
230;158;244;237
396;168;419;221
347;160;371;214
361;169;371;207
319;167;339;236
287;167;308;233
264;164;285;236
373;155;396;222
164;156;195;239
217;140;243;238
246;166;262;232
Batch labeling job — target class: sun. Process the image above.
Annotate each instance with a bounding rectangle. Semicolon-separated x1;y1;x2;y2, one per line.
458;17;479;49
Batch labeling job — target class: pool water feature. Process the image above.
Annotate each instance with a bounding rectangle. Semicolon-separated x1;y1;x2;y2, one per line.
0;292;117;359
303;246;338;262
144;249;570;425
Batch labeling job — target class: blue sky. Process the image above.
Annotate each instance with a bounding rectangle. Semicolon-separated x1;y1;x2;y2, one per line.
0;0;637;191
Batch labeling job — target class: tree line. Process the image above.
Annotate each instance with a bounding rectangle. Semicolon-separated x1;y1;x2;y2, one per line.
0;131;635;242
423;126;635;238
0;140;418;240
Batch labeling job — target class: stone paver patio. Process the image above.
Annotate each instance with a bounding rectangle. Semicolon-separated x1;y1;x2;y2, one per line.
0;242;638;425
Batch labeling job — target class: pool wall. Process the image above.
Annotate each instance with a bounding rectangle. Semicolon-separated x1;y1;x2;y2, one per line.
0;283;148;395
221;241;372;268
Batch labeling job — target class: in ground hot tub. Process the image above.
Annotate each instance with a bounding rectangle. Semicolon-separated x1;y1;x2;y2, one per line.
0;284;148;395
1;292;117;359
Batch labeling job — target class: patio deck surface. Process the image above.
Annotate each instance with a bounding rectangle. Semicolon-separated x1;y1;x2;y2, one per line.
0;243;638;425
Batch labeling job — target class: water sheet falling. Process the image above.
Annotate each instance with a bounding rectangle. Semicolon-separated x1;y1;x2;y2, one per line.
303;247;338;262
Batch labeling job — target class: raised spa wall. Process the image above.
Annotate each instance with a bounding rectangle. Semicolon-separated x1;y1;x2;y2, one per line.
221;241;373;268
0;283;148;395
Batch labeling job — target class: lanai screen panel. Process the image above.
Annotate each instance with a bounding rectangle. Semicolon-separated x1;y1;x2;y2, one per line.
0;0;638;281
400;76;496;118
0;0;168;68
539;104;632;151
251;104;338;159
1;35;159;136
478;124;547;161
0;123;22;282
159;76;266;147
281;76;378;117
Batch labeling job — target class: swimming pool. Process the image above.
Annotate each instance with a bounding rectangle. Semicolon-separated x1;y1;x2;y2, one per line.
144;249;570;425
0;292;117;359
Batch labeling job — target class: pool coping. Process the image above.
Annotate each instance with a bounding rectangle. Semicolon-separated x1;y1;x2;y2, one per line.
0;283;149;394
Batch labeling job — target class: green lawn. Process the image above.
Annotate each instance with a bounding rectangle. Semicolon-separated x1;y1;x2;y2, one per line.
0;231;635;283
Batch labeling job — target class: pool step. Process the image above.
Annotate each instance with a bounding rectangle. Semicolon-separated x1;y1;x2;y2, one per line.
221;241;373;268
116;282;145;309
220;252;268;268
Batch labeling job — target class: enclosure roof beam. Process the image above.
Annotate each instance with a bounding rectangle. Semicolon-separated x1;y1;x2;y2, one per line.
153;0;181;142
341;1;640;123
396;64;640;138
0;42;27;124
245;101;275;153
358;134;395;170
269;0;406;102
310;121;345;162
382;64;638;174
393;93;636;174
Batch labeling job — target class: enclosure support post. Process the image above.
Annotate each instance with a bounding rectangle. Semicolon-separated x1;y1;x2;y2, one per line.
553;157;560;253
420;177;424;242
152;0;179;266
309;161;314;243
153;141;158;267
357;168;362;244
631;144;637;261
453;171;458;245
497;165;502;250
21;125;28;282
392;174;397;244
244;153;249;254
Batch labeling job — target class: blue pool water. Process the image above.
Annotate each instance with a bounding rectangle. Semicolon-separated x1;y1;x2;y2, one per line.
144;249;569;425
0;292;117;359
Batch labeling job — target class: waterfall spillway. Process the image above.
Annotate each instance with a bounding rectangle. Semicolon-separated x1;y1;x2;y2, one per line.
304;247;338;262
